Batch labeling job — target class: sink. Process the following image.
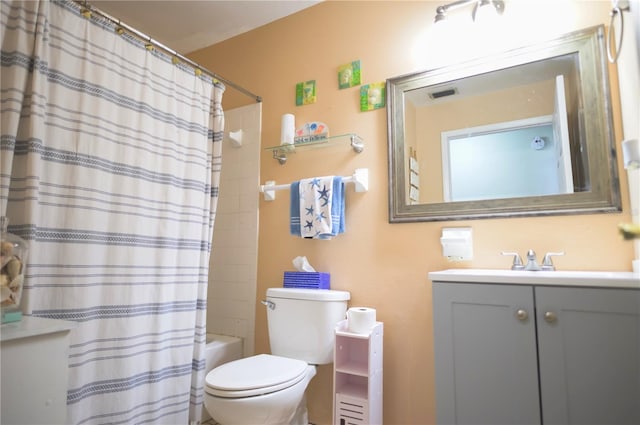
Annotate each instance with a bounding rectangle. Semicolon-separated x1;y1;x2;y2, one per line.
428;269;640;288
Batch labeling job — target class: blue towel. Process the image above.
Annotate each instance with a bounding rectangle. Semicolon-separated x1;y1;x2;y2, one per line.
331;176;345;237
290;181;301;236
292;176;344;239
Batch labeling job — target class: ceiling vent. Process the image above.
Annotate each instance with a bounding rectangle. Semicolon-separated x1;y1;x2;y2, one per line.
428;88;458;99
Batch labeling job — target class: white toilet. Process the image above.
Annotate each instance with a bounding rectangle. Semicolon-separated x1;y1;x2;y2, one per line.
203;287;350;425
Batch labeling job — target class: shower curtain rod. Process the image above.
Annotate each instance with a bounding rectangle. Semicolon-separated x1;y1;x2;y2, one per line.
76;1;262;103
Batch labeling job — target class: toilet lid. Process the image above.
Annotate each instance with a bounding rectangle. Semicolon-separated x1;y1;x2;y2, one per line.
205;354;309;398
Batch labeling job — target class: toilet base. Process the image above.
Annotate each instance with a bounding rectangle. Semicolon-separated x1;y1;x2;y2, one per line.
204;364;316;425
200;334;243;423
290;394;309;425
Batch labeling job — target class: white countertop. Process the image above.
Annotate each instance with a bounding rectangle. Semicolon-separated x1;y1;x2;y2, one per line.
0;316;77;342
429;269;640;289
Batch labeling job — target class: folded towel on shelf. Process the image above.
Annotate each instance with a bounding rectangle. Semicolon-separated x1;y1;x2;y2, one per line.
296;175;345;239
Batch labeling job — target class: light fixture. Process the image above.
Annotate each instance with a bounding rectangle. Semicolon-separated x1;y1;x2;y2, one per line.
434;0;505;24
472;0;505;22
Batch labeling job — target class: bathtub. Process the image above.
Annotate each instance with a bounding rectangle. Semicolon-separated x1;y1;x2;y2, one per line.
201;333;243;422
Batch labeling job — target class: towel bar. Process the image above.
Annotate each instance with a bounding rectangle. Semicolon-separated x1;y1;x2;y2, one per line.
259;168;369;201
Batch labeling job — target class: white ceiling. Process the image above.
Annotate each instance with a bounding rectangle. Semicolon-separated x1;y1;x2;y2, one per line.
90;0;321;54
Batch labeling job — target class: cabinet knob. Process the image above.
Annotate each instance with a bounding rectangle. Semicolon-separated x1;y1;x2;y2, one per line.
544;311;557;323
516;309;528;321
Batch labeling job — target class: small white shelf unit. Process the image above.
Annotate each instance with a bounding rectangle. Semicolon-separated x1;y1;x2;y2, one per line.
333;319;383;425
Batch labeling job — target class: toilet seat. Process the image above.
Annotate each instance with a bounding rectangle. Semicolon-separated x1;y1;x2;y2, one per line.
205;354;309;398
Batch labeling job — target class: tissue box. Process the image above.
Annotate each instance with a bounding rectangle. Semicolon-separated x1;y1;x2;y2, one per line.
283;272;330;289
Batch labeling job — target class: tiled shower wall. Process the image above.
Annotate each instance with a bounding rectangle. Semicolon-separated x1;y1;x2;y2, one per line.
206;103;261;357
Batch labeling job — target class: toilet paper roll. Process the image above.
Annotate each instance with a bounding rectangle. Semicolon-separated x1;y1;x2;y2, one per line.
346;307;376;334
281;113;295;145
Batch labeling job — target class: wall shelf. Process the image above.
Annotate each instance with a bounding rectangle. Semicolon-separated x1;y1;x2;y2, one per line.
265;133;364;164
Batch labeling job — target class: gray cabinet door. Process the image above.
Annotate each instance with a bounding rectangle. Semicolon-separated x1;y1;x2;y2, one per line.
536;286;640;425
433;282;541;425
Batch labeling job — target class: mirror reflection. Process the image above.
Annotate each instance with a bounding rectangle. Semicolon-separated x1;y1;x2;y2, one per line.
387;25;621;222
406;54;581;204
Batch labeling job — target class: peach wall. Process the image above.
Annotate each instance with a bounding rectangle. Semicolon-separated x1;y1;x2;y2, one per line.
189;1;635;424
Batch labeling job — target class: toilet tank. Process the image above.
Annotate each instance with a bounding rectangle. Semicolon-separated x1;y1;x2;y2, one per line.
266;288;350;365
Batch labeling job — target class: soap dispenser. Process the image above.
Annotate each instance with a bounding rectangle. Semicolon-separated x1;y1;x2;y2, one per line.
440;227;473;261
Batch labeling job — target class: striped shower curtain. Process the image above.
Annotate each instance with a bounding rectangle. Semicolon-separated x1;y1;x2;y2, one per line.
1;1;224;423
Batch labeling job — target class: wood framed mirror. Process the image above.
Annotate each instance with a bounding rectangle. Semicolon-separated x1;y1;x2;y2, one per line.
387;25;621;222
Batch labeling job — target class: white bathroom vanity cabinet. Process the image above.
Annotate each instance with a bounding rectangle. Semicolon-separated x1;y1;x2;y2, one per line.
430;269;640;425
1;316;76;424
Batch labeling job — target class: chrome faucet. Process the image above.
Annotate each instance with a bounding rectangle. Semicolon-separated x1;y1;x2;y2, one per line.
541;252;565;271
524;249;541;271
501;251;524;270
502;250;565;271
